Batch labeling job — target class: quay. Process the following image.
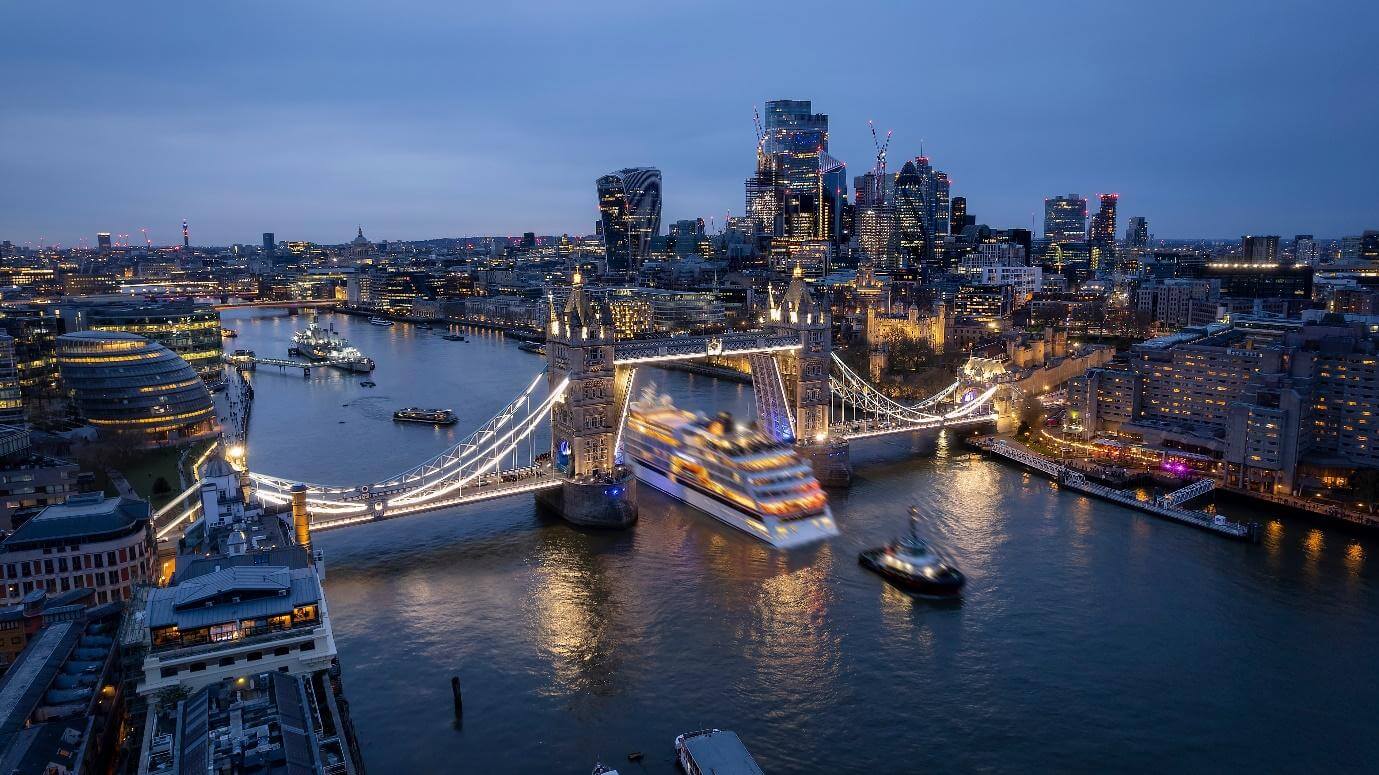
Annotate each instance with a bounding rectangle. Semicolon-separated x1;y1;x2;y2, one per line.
973;437;1259;542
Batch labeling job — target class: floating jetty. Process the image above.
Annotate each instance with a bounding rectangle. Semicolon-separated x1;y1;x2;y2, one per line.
974;437;1259;542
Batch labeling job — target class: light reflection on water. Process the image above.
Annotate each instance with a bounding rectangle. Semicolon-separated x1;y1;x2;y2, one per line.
226;310;1379;773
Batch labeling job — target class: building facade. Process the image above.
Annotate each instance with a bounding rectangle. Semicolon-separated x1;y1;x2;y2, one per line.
56;331;218;449
0;493;154;605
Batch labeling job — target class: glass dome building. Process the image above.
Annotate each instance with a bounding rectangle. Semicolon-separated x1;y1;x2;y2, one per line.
56;331;218;449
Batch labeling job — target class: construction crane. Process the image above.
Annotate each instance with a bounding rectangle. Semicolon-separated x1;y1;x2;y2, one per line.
867;120;893;206
140;228;151;250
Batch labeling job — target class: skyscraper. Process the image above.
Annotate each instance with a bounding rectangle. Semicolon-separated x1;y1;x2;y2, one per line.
596;168;662;272
182;219;190;249
262;232;275;259
749;100;846;247
950;196;968;234
1241;235;1280;263
1126;217;1149;248
894;160;929;269
97;233;112;253
1043;195;1087;245
1089;193;1118;265
934;171;951;238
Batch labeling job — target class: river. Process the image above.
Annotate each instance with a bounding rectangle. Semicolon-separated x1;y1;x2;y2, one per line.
222;308;1378;773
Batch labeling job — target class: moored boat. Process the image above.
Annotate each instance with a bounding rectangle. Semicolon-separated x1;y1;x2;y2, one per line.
290;323;375;372
442;332;466;341
858;506;965;597
369;316;394;326
674;729;763;775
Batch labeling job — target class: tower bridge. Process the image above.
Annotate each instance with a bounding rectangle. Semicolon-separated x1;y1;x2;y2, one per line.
156;270;1004;540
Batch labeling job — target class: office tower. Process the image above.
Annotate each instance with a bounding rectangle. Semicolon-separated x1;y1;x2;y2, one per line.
262;232;275;260
1043;194;1087;244
182;219;189;249
750;100;845;246
951;196;969;234
1293;234;1318;266
0;334;22;426
934;172;951;238
97;233;112;254
597;167;662;271
1126;216;1149;248
1341;235;1362;261
894;160;929;269
1241;235;1280;263
1089;193;1118;263
521;232;537;250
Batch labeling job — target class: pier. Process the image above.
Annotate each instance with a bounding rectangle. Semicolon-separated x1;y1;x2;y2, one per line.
974;437;1258;542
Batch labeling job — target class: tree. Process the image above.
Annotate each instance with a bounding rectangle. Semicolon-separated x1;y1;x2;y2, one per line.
152;476;171;495
1349;468;1379;512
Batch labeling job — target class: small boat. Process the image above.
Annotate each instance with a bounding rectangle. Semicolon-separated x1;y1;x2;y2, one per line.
442;333;466;342
369;316;394;327
674;729;763;775
517;341;545;355
220;327;238;338
858;507;965;598
393;407;457;425
416;322;433;330
359;380;376;388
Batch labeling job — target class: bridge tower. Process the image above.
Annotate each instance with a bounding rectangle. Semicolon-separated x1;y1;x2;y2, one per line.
768;266;852;486
536;271;638;527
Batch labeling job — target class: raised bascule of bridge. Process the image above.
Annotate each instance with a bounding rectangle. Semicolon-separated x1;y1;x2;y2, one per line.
156;269;1005;540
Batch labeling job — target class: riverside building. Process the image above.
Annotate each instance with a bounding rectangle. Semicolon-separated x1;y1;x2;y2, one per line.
55;331;218;449
0;492;154;605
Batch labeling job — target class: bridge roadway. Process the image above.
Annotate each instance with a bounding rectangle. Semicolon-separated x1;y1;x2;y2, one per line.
226;353;362;372
306;466;563;531
831;411;1000;441
213;299;339;311
612;332;801;364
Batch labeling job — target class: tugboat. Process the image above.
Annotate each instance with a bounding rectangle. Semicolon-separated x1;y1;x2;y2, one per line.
858;507;966;598
393;407;457;425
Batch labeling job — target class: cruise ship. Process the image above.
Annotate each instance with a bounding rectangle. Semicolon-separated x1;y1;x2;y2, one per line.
622;387;837;548
289;323;375;373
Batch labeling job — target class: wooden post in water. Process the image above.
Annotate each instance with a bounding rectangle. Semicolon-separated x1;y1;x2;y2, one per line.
451;675;463;718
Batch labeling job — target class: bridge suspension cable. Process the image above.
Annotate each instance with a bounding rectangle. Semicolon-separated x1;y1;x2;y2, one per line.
248;372;547;497
249;375;568;524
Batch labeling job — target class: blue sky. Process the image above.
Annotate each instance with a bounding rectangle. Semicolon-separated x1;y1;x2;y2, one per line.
2;0;1375;246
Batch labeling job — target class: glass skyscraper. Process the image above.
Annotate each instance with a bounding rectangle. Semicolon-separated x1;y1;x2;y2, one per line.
597;168;662;272
748;100;846;247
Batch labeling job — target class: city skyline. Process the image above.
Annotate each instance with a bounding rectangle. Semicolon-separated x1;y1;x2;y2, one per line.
3;1;1377;245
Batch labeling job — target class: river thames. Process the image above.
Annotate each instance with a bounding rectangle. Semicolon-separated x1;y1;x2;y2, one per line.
224;309;1378;773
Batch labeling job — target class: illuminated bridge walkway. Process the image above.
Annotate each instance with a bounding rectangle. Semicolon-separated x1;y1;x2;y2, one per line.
155;335;999;538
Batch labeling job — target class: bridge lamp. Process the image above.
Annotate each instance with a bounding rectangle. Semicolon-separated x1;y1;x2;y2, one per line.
814;431;827;443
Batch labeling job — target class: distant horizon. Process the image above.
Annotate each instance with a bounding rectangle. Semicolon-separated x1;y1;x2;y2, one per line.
3;2;1376;246
4;227;1370;253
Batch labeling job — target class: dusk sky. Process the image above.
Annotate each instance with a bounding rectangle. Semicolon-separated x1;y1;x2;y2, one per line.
3;1;1376;247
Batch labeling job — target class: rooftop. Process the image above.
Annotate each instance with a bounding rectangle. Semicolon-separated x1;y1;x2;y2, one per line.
1;494;149;550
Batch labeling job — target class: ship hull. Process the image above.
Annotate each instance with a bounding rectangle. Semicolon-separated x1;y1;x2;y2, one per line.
631;459;836;549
